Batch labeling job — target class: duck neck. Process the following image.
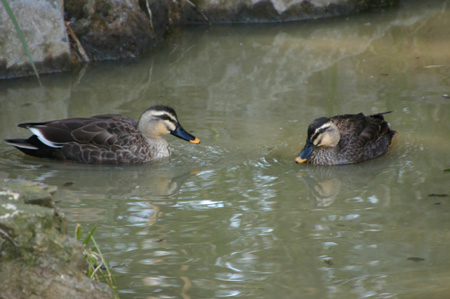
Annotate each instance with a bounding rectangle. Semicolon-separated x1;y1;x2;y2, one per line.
145;136;171;159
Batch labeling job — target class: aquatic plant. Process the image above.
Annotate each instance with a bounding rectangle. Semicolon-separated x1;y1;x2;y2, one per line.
76;224;119;298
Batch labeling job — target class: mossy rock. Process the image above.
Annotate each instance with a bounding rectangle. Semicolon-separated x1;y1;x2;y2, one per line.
0;180;114;299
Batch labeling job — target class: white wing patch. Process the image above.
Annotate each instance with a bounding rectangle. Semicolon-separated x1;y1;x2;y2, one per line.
29;127;64;148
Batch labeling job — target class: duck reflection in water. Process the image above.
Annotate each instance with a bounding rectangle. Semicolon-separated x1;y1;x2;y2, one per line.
297;160;392;207
298;172;341;207
31;164;199;224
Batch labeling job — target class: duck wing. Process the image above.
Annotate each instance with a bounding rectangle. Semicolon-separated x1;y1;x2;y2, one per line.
359;112;394;145
332;112;393;146
331;113;368;144
18;114;137;148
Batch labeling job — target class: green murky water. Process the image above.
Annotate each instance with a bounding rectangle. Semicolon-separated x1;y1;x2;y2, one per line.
1;1;450;298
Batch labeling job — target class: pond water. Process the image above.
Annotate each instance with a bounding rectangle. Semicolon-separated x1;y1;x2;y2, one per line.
1;0;450;298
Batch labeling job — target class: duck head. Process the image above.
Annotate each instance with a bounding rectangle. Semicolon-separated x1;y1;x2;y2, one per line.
138;105;200;144
295;117;340;163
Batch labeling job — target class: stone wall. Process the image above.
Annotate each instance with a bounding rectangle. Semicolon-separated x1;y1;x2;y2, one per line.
0;0;398;79
172;0;398;24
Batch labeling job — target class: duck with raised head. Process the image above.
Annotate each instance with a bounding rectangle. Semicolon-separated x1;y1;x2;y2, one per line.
5;105;200;164
295;111;396;166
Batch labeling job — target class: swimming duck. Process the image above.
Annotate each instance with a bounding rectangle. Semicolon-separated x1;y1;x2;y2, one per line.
5;105;200;164
295;112;396;165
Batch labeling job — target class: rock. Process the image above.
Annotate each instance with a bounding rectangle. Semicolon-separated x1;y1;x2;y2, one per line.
0;0;71;79
65;0;160;61
0;180;114;299
170;0;399;24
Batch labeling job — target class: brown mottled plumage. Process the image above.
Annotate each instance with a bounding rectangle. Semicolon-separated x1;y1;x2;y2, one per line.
5;105;200;164
295;112;396;165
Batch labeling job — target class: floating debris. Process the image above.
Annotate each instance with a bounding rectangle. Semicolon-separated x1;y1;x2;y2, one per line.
442;94;449;98
407;257;425;262
428;193;449;197
423;65;444;69
324;259;334;266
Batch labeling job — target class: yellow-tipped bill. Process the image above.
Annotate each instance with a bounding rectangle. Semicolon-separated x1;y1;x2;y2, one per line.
189;137;200;144
170;125;200;144
295;156;307;164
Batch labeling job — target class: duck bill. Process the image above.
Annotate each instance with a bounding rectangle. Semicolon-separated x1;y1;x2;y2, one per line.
295;141;313;164
170;125;200;144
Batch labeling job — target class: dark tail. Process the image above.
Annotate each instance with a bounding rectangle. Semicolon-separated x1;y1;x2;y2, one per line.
5;138;39;150
4;136;57;159
370;111;393;120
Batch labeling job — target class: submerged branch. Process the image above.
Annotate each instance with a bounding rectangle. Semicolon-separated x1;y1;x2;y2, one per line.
66;22;90;63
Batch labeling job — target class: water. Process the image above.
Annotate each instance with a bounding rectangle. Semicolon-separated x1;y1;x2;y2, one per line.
1;0;450;298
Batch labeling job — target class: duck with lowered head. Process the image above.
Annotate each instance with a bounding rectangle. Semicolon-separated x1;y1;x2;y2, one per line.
5;105;200;164
295;112;396;166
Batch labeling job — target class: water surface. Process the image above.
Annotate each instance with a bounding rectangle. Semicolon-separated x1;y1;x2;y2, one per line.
1;1;450;298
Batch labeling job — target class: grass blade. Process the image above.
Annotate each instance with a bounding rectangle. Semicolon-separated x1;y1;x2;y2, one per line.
91;235;117;286
77;224;118;298
83;224;97;247
75;223;82;241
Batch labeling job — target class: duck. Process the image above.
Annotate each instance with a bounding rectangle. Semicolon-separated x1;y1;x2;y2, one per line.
5;105;200;164
295;111;396;166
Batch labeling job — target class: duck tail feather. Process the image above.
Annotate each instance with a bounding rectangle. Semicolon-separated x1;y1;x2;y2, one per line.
4;138;39;150
370;111;393;120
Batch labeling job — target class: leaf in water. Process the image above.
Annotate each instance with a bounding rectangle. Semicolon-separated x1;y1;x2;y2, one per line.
444;169;450;172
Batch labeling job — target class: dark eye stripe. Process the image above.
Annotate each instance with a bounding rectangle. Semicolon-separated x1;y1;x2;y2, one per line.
311;132;319;142
156;114;177;124
318;127;328;134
